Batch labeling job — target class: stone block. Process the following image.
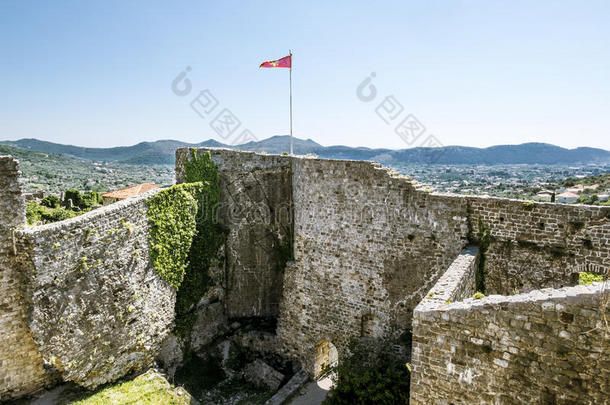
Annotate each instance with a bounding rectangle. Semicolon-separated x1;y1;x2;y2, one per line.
243;359;284;391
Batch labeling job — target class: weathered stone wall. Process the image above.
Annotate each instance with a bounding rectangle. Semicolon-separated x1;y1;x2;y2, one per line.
419;246;479;308
468;196;610;294
3;148;609;402
276;158;470;372
180;149;610;383
0;156;52;400
176;148;293;319
14;188;176;389
411;279;610;404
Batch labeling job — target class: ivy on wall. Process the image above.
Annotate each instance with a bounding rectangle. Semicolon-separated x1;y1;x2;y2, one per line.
148;183;201;289
174;149;228;339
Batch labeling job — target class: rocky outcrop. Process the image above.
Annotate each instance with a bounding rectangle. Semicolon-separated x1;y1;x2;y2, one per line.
243;359;285;391
190;302;229;353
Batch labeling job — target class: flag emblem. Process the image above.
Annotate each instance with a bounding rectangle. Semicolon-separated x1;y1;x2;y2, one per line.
260;55;291;68
259;51;294;154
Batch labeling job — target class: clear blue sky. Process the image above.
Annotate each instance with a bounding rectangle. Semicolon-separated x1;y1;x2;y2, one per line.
1;0;609;150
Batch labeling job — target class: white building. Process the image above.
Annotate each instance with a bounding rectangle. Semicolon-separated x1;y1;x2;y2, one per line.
556;191;579;203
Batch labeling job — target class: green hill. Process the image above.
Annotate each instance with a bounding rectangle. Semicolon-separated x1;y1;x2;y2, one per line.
2;136;608;165
0;144;173;193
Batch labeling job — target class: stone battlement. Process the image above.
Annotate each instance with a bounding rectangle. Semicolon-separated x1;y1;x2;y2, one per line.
0;150;608;402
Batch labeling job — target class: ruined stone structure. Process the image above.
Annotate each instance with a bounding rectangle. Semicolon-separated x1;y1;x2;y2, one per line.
412;257;609;404
15;189;175;389
0;157;52;398
1;150;608;403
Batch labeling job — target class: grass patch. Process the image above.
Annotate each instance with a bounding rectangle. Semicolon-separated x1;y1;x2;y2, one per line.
69;370;192;405
522;201;535;211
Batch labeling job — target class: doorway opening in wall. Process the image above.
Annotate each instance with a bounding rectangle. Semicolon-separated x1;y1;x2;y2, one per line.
315;339;338;390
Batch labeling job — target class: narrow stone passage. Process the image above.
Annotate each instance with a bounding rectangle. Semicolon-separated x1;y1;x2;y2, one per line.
288;375;333;405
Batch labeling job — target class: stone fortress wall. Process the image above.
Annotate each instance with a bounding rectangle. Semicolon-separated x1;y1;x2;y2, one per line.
14;187;176;390
275;157;471;372
188;149;609;403
467;196;610;295
0;156;51;399
0;155;181;399
175;148;292;319
411;248;609;404
1;149;609;403
409;196;610;404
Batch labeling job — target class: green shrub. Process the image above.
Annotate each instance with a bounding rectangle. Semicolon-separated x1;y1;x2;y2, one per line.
26;202;44;225
472;291;485;299
41;207;76;223
81;191;102;208
148;183;200;289
64;189;84;208
323;338;411;405
63;189;101;210
26;202;75;225
576;194;600;205
579;272;605;285
40;194;60;208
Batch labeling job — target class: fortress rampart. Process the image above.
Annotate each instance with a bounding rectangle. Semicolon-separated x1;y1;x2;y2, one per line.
0;156;50;398
0;150;608;403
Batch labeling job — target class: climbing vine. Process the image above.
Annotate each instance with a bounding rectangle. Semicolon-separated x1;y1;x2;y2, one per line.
174;149;228;339
148;183;201;289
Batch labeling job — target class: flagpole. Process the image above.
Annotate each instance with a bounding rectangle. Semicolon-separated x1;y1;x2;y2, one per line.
289;50;293;155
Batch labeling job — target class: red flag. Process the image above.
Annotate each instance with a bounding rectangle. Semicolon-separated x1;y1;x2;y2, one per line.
260;54;291;68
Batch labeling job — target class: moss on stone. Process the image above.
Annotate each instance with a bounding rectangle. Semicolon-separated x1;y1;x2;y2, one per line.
147;183;200;289
69;370;192;405
173;149;227;340
578;272;605;285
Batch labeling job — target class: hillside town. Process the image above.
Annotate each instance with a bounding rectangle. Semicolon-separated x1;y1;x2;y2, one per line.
396;163;610;204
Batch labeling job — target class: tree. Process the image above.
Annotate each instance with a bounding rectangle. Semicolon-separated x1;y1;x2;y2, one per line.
40;194;60;208
322;337;411;405
64;189;84;208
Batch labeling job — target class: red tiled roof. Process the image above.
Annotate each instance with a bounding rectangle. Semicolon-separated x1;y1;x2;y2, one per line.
101;183;159;200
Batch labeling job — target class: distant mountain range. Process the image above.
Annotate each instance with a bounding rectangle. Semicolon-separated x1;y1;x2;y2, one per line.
1;136;609;165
